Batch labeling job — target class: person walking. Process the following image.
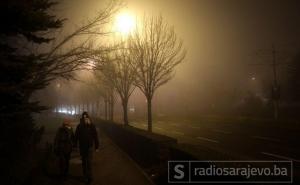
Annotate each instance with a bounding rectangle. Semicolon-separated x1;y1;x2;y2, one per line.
54;118;74;179
74;112;99;184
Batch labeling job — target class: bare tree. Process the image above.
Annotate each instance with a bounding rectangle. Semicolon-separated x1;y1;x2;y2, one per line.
34;0;123;117
4;0;124;115
96;45;136;125
129;15;186;132
0;0;122;183
39;0;123;82
93;68;117;121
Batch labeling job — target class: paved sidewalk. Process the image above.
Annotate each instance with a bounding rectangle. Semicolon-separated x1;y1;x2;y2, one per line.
37;122;153;185
63;127;153;185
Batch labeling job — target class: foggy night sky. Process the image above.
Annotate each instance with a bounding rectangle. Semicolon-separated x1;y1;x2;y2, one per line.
38;0;300;115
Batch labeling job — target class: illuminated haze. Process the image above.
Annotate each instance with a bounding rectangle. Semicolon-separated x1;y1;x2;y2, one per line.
36;0;300;117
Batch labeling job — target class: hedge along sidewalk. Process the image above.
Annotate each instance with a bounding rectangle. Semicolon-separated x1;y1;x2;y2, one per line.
65;127;154;185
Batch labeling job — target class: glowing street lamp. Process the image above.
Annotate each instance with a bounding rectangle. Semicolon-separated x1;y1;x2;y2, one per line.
114;12;135;36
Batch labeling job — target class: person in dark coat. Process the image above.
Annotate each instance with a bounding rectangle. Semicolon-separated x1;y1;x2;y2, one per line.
54;118;74;179
74;112;99;184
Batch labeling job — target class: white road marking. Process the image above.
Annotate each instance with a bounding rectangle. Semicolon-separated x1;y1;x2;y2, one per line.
196;136;219;143
212;129;232;134
172;131;184;136
252;136;280;142
261;152;300;162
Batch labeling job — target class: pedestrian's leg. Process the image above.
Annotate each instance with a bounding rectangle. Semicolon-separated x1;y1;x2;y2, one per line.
82;155;88;180
64;153;71;176
58;155;65;178
87;150;93;182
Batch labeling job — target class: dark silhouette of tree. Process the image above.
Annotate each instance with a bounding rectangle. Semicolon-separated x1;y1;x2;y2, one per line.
90;52;117;121
93;70;117;121
1;0;121;117
113;47;136;125
0;0;121;183
0;1;63;183
95;45;136;125
129;15;186;132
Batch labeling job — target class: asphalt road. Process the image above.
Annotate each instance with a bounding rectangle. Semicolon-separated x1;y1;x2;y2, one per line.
130;119;300;163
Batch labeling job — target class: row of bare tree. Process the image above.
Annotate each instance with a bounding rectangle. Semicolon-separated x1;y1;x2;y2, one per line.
2;0;185;133
90;15;186;132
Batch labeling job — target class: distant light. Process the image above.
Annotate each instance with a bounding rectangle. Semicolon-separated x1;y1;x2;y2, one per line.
56;107;76;115
58;108;68;114
251;77;256;81
87;60;95;69
129;107;135;113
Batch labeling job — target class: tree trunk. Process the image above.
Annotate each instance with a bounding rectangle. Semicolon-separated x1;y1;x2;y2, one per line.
96;100;100;117
104;99;108;120
147;97;152;132
110;94;114;121
122;99;129;126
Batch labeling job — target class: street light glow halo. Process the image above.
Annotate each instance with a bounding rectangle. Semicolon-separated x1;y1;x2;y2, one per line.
115;12;135;35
